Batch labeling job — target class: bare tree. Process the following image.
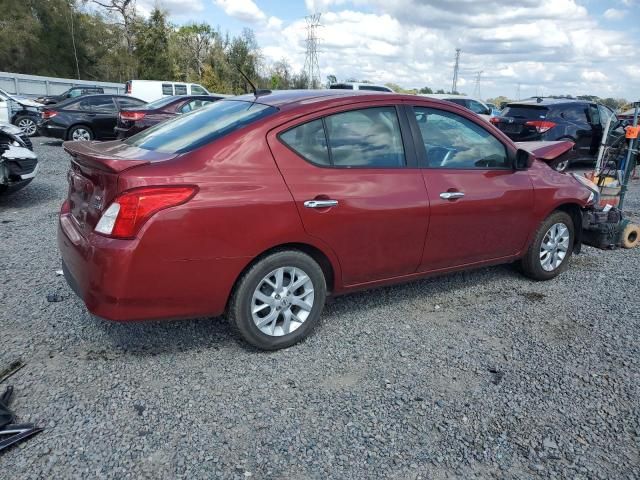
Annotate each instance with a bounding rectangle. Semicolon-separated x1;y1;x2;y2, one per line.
88;0;137;55
178;24;214;80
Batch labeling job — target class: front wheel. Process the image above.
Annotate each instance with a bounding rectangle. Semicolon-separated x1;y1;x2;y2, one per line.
227;250;327;350
520;211;575;280
15;116;37;137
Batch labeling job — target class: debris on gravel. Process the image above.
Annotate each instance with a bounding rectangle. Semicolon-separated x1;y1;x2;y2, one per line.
1;138;639;478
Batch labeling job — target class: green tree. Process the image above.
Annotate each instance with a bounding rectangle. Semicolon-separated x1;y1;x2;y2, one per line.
419;86;433;94
135;8;172;80
326;74;337;87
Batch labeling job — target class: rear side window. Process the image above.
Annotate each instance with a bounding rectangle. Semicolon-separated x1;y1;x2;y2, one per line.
280;120;330;166
413;107;508;169
162;84;174;95
359;85;390;92
280;107;406;168
64;99;92;111
116;97;146;109
502;105;549;120
445;98;468;108
329;84;354;90
175;84;188;95
125;100;277;154
468;100;490;115
557;104;589;123
89;97;116;113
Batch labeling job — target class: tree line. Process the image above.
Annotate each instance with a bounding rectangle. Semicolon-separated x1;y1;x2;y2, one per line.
0;0;312;94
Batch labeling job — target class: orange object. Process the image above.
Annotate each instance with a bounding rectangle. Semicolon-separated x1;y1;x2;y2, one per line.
626;126;640;139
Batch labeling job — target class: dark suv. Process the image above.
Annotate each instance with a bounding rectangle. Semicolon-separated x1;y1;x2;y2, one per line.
36;86;105;106
490;98;617;171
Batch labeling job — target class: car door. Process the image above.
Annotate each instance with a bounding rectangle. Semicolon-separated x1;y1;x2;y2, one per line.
587;104;603;155
268;104;429;286
407;104;534;271
556;103;593;157
87;96;118;139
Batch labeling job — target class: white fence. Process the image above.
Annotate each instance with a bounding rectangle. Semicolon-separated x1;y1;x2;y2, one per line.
0;71;125;97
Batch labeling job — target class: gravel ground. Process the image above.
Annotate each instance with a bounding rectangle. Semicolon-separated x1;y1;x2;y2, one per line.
1;138;639;479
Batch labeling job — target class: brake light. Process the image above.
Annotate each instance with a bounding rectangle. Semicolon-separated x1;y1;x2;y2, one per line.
42;109;57;119
489;117;500;124
60;199;71;215
120;111;145;121
95;186;198;238
525;120;556;133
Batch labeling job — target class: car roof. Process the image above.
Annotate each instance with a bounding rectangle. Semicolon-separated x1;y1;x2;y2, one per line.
421;94;483;101
54;94;146;108
508;98;591;107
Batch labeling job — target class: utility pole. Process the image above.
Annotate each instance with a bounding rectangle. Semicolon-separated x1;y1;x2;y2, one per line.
451;48;461;94
472;71;483;99
303;13;321;89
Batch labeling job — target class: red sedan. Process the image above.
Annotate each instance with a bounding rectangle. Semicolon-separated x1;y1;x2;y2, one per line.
58;90;595;349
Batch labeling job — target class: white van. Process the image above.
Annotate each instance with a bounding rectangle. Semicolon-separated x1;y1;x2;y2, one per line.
420;94;492;121
329;82;394;92
124;80;211;103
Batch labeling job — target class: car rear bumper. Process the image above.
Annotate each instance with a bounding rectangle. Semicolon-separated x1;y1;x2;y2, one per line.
37;122;66;139
58;213;246;322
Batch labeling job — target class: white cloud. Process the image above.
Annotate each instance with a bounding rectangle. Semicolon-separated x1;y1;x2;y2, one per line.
251;0;638;99
603;8;626;20
267;16;283;29
214;0;266;22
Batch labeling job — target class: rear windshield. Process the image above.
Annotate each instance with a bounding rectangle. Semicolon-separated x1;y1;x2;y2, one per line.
124;100;277;154
502;105;549;119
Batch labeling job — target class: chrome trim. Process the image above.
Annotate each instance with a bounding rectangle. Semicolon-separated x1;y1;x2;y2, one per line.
304;199;338;208
439;191;465;200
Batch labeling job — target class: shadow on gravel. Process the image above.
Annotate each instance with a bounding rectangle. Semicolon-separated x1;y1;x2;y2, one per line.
0;182;61;210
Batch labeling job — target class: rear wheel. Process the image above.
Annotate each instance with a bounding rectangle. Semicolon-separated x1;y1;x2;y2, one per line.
520;211;574;280
227;250;327;350
68;125;93;141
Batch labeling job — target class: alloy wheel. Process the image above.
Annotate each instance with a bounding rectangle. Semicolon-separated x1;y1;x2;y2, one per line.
251;266;315;336
72;128;91;141
540;222;570;272
17;118;37;136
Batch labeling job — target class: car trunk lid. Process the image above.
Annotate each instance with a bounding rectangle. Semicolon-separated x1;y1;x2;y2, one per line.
515;140;575;164
63;140;177;235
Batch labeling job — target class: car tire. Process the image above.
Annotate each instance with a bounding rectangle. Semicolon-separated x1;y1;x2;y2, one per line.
227;250;327;350
520;211;575;281
14;116;38;137
68;125;93;141
549;157;570;172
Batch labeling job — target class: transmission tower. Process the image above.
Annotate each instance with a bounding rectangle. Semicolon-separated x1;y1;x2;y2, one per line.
472;71;483;99
303;13;321;89
451;48;461;93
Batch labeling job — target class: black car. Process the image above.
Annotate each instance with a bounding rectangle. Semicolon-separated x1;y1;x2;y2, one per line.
35;86;105;106
115;94;224;138
490;98;618;171
38;94;146;141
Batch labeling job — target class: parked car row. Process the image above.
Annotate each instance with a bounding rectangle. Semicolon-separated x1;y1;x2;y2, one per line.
57;90;597;350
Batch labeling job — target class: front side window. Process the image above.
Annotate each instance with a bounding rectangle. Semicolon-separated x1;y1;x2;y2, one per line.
588;104;601;125
125;100;277;154
597;104;616;127
180;99;213;114
68;89;82;98
468;100;490;115
559;104;589;123
413;107;508;169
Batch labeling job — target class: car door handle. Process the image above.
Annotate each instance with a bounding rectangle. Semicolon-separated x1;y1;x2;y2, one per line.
440;192;465;200
304;199;339;208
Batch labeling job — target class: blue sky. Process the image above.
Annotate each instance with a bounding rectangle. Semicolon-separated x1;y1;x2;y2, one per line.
135;0;639;100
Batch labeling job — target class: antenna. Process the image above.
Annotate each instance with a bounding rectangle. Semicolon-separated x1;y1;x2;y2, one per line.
235;65;271;97
472;70;483;99
304;13;322;89
451;48;461;94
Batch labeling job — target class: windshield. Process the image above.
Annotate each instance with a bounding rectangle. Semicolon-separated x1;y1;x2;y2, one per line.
124;99;278;154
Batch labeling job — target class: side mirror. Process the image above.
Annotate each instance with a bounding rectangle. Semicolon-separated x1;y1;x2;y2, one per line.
514;149;533;170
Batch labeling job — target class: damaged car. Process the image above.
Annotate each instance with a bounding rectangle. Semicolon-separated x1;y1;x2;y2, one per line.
58;90;596;350
0;122;38;195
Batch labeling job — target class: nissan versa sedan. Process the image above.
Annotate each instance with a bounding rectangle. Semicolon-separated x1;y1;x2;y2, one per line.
58;90;596;350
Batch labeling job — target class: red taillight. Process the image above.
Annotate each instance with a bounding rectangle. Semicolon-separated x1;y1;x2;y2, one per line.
525;120;556;133
95;186;198;239
120;111;145;121
490;117;500;124
60;199;71;215
42;109;57;119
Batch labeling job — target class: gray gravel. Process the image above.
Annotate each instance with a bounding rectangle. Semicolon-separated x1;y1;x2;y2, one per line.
1;138;639;479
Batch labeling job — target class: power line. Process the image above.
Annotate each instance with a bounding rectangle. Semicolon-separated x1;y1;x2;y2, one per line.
451;48;461;94
303;13;321;89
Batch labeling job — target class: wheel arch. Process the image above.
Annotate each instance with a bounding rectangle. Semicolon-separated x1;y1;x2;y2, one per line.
225;241;338;313
554;203;584;253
